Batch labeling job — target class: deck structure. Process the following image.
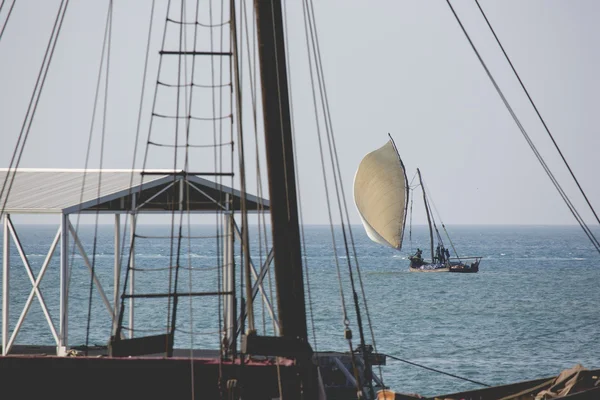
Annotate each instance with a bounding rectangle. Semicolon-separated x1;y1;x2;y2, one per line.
0;168;270;356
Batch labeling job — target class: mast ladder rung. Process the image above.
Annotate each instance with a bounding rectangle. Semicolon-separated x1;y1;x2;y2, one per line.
122;291;234;299
159;50;232;56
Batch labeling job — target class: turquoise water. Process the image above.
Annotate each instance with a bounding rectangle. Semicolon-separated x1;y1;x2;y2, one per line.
1;223;598;397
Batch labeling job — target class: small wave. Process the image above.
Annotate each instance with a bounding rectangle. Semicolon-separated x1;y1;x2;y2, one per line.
512;257;587;261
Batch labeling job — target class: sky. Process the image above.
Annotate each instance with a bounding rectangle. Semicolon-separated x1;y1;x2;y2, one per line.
0;0;598;226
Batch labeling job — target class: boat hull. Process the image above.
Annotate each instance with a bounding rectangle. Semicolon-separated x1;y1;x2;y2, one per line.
409;258;480;273
408;259;449;272
408;265;450;272
0;354;301;400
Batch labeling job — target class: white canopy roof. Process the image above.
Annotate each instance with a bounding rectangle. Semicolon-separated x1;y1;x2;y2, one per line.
0;168;269;214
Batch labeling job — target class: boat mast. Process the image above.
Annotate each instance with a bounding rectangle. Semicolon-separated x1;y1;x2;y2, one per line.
253;0;307;346
251;1;317;396
417;168;435;262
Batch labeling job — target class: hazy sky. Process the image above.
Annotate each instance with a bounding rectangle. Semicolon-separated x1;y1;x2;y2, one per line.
0;0;598;226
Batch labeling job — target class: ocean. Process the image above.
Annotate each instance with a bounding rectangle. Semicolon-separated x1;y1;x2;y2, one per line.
1;223;598;397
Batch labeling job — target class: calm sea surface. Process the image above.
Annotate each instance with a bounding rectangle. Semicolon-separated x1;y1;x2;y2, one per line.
1;223;598;396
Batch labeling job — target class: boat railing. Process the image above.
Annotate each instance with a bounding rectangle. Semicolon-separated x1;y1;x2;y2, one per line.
449;256;482;261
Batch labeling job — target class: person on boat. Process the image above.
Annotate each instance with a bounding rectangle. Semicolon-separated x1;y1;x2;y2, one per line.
445;248;450;261
436;245;441;263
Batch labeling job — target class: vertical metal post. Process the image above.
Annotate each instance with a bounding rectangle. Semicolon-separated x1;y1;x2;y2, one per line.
58;213;69;355
129;209;136;338
222;195;235;355
113;214;121;335
2;214;10;356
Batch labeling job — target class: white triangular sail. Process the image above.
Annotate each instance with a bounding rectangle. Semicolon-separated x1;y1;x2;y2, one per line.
353;139;408;250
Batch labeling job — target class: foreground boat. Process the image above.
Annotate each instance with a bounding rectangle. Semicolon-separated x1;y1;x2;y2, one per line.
0;1;384;399
0;1;596;399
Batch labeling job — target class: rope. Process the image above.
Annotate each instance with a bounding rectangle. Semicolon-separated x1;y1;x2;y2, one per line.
148;140;233;148
408;172;418;248
152;112;231;120
0;0;15;42
383;353;491;388
85;0;112;355
435;318;600;359
134;233;228;239
422;179;461;261
230;0;254;336
132;265;223;272
0;0;69;222
475;0;600;229
68;1;114;289
158;80;231;88
303;0;375;395
115;0;166;342
206;0;226;386
166;16;229;28
179;0;197;384
445;0;600;254
283;0;319;362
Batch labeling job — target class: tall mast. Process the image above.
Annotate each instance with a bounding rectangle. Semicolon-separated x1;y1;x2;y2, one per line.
417;168;435;262
251;1;317;397
253;0;307;345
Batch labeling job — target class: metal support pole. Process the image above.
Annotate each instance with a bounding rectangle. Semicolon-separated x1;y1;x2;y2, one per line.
222;204;235;355
2;214;10;356
129;211;136;338
58;213;69;356
113;214;121;335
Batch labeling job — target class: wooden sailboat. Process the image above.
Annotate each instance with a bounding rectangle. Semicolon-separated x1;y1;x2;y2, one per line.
408;168;482;273
353;136;481;273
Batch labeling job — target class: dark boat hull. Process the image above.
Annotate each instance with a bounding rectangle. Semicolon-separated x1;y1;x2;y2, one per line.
409;257;481;273
0;354;302;400
449;262;479;273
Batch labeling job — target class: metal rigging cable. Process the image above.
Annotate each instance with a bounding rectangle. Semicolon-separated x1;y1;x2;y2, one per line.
474;0;600;228
445;0;600;254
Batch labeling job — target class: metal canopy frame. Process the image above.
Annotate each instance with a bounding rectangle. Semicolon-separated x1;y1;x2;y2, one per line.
0;168;270;214
1;169;276;357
